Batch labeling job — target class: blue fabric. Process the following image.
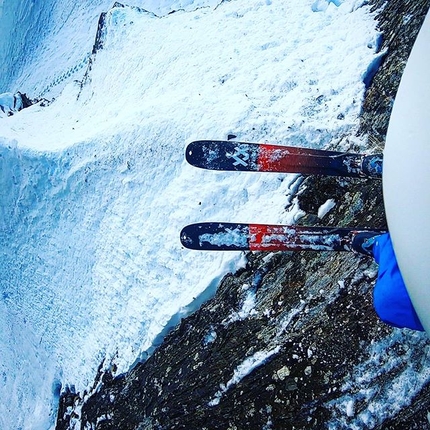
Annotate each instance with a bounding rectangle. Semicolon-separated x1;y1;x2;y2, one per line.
372;233;424;331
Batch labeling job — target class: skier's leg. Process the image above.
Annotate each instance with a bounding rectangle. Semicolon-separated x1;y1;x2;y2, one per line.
372;233;424;331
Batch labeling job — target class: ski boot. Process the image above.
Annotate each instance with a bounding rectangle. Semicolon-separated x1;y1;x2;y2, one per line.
351;231;381;256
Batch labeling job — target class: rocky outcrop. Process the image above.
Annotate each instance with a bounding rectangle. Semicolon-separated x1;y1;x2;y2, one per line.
56;1;430;429
78;3;156;99
359;0;430;145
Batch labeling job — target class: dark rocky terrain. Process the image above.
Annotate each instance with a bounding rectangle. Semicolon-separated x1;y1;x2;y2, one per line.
56;1;430;429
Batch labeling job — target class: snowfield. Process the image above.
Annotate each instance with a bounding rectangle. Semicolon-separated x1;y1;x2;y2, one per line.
1;0;424;428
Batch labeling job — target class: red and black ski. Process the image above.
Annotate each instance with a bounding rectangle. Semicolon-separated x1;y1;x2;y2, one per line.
180;222;387;252
185;140;382;178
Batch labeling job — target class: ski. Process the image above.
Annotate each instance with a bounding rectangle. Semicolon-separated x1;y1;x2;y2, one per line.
180;222;387;252
185;140;383;178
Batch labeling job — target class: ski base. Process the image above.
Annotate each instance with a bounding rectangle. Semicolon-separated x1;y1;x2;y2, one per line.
180;222;387;252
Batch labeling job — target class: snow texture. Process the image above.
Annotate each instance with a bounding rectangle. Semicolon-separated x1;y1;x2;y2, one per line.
0;0;416;428
327;330;430;429
318;198;336;219
208;346;281;406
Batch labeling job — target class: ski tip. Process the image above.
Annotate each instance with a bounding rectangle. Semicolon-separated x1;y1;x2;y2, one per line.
180;224;199;249
180;222;250;250
181;223;219;250
185;141;208;169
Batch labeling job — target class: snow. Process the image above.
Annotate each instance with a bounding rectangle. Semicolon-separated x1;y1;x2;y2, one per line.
0;0;409;428
203;325;218;346
327;330;430;429
201;227;249;247
208;346;280;406
318;198;336;219
223;283;258;325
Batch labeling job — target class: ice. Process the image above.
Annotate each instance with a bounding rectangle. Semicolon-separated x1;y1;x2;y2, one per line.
0;92;23;116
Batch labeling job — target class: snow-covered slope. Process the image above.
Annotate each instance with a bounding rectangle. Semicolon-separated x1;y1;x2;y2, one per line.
0;0;382;428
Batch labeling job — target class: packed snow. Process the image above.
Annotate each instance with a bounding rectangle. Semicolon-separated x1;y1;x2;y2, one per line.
0;0;427;428
208;346;280;407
